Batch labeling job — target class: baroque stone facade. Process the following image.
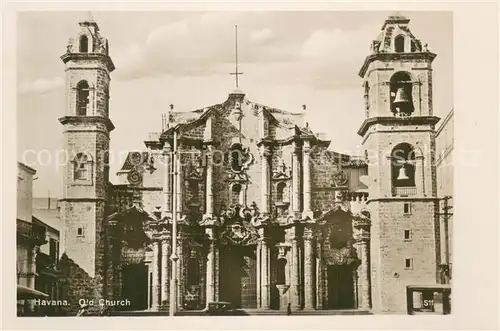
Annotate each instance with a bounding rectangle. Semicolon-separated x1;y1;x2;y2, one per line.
58;14;445;314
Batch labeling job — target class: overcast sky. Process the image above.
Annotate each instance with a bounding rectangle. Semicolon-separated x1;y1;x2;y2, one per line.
17;11;453;198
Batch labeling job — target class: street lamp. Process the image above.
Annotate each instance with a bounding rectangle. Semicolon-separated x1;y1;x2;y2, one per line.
169;129;179;316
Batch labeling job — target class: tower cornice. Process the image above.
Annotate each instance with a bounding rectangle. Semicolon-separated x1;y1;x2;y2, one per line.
357;116;440;137
61;53;115;72
358;52;436;78
59;115;115;132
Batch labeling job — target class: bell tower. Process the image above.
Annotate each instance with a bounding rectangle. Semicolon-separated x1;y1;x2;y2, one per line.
358;14;441;312
58;17;114;285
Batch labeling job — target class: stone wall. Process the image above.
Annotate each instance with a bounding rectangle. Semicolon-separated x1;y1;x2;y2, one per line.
58;253;100;315
369;199;440;312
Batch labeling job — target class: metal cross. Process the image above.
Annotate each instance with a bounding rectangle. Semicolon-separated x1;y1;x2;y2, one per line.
229;25;243;88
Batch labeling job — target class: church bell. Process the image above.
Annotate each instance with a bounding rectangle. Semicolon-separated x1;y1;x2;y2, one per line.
397;164;410;181
393;87;411;106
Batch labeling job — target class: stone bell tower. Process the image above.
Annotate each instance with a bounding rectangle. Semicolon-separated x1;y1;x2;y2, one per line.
58;17;114;290
358;14;441;312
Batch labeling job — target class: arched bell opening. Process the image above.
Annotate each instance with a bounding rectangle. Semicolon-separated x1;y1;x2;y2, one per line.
76;80;90;116
391;143;417;196
390;72;414;117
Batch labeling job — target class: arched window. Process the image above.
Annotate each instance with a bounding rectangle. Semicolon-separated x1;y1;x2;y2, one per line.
391;143;416;195
79;35;89;53
230;147;243;172
276;182;286;202
394;35;405;53
76;81;90;116
231;184;241;206
74;153;91;181
187;258;200;286
390;72;414;116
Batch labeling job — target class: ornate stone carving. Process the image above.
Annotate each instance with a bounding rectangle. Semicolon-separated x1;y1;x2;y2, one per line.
333;170;348;187
220;223;257;245
272;160;292;181
218;205;259;245
185;161;202;182
353;209;371;242
353;227;370;243
323;245;360;267
303;227;315;241
276;243;291;260
229;144;255;174
200;214;220;227
245;201;271;228
127;168;143;186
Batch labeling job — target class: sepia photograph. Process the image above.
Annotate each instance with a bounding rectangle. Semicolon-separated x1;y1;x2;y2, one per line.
15;9;456;319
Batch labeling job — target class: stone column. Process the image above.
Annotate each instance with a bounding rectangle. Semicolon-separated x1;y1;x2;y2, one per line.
315;236;323;310
259;232;270;309
27;245;38;290
146;262;152;308
415;155;425;196
290;236;301;309
163;143;172;214
176;143;183;217
256;240;261;308
205;146;214;216
176;237;184;309
205;230;216;305
151;240;160;310
353;218;371;310
292;142;301;217
302;140;313;219
412;81;422;116
303;228;315;310
161;238;170;307
260;145;271;215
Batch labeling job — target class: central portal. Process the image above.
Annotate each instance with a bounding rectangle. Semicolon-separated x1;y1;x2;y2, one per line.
219;245;257;308
327;264;355;309
121;263;148;311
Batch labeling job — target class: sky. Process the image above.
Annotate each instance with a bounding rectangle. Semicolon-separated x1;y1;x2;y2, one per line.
16;11;453;198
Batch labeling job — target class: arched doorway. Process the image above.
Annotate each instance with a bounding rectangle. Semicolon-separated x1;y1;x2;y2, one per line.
327;264;356;309
318;207;361;310
218;245;257;308
121;263;148;311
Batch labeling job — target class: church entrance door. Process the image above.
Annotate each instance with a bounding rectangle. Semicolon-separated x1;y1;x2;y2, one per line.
219;246;257;308
121;263;148;311
327;264;355;309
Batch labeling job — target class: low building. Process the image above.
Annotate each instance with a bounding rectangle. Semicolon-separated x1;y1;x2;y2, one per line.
33;216;62;315
17;162;48;315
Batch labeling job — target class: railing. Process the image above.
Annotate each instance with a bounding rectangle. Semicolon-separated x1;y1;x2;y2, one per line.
16;219;47;243
342;191;369;202
392;186;417;197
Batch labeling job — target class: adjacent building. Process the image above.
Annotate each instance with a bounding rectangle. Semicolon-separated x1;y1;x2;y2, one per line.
57;14;448;314
17;163;63;316
17;163;47;314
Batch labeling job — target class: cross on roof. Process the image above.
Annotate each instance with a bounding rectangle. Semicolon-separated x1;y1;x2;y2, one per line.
229;25;243;88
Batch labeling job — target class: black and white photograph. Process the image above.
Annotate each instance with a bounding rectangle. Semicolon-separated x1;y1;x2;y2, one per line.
4;3;499;330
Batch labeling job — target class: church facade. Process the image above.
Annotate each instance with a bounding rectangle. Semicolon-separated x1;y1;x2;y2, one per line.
58;14;444;314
